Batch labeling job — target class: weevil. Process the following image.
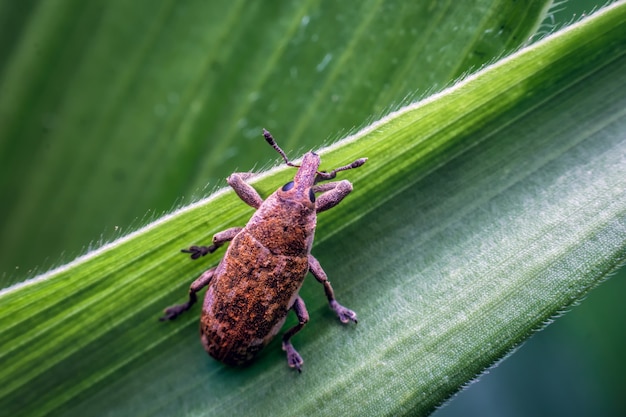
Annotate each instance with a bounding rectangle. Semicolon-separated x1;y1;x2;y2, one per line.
160;129;366;372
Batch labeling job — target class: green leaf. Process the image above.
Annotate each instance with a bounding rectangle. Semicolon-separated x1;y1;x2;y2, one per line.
2;1;625;417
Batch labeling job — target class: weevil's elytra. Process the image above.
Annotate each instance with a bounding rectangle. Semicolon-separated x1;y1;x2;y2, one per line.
160;129;367;372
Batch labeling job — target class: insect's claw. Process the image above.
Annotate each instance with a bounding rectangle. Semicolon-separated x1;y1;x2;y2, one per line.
181;245;216;259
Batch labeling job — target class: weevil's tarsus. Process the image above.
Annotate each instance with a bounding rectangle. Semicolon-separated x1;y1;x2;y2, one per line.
282;296;309;372
330;300;358;324
181;245;215;259
182;227;242;259
160;267;216;321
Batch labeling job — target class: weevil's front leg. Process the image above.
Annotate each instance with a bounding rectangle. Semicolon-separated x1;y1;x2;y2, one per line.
308;254;357;324
159;267;215;321
282;296;309;372
227;172;263;209
312;180;353;213
182;227;242;259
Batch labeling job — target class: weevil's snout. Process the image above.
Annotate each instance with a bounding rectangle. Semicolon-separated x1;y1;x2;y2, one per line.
293;152;321;189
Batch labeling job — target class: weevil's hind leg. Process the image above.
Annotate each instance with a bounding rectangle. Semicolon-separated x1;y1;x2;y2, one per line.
312;180;354;214
227;172;264;209
282;296;309;372
308;254;357;324
182;227;242;259
160;267;215;321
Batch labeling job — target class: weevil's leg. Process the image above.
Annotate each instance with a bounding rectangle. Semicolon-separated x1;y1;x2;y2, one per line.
182;227;242;259
308;254;357;324
312;180;354;214
159;267;215;321
227;172;263;209
282;296;309;372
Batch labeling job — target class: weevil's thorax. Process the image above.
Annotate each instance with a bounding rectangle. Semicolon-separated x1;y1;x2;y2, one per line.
244;152;320;256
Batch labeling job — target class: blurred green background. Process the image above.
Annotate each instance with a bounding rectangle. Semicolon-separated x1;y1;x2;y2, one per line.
1;0;624;415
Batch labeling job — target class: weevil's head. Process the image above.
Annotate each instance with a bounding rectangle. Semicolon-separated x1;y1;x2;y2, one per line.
263;129;366;210
277;151;320;208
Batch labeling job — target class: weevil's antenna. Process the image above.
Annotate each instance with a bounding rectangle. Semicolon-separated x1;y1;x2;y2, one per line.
263;129;299;168
315;157;368;183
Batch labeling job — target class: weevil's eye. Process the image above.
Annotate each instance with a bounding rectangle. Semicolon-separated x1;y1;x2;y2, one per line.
308;188;316;202
282;181;294;191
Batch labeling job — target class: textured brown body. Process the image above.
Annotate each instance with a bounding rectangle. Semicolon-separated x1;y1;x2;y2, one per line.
200;194;315;365
161;129;365;371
